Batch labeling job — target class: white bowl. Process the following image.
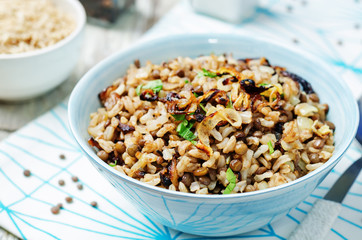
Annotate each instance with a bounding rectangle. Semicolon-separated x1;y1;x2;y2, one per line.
69;34;359;236
0;0;86;101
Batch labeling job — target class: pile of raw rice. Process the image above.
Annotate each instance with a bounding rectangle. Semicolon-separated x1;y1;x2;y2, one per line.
88;55;335;194
0;0;75;54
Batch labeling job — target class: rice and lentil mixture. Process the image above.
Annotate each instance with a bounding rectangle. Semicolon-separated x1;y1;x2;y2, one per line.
88;55;335;194
0;0;75;54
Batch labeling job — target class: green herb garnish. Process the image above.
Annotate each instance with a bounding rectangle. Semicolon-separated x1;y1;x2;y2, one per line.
176;119;197;142
199;103;207;112
172;114;186;121
259;83;271;87
225;156;231;165
198;68;218;78
226;95;233;109
109;160;117;167
267;141;274;154
223;168;236;194
193;92;199;98
136;84;143;96
285;161;295;172
280;93;285;99
185;79;190;84
136;80;163;96
191;140;197;145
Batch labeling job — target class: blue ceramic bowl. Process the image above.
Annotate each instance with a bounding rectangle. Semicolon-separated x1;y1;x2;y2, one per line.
68;34;359;236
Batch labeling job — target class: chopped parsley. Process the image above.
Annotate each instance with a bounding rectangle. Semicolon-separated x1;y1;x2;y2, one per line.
176;119;197;142
136;84;143;96
199;103;207;112
193;92;199;98
227;95;233;109
136;80;163;96
185;79;190;84
225;156;231;165
172;114;186;121
198;68;218;78
223;168;236;194
267;141;274;154
109;160;117;167
259;83;271;87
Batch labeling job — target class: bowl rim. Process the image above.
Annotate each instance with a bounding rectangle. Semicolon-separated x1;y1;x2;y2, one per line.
69;33;359;200
0;0;86;59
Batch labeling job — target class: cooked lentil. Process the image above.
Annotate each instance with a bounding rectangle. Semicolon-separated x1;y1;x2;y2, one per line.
88;55;335;194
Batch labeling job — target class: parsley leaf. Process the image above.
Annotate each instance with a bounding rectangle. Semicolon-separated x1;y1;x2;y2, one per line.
176;119;197;142
185;79;190;84
226;95;233;109
109;160;117;167
193;92;199;98
259;83;271;87
136;80;163;96
136;84;143;96
199;103;207;112
172;114;186;121
198;68;218;78
223;168;236;194
267;141;274;154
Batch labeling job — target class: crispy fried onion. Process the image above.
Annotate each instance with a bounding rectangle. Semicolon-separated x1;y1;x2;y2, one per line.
162;91;198;114
163;89;231;115
217;67;244;80
196;107;242;156
140;89;158;101
240;79;271;94
198;89;230;106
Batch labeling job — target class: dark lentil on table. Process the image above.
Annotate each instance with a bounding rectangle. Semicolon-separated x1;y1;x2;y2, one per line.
58;179;65;186
51;206;60;214
59;154;66;160
65;196;73;203
57;203;63;209
77;183;83;190
71;176;79;182
90;201;98;207
23;169;31;177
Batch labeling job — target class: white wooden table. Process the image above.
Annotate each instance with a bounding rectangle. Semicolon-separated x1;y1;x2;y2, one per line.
0;0;178;238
